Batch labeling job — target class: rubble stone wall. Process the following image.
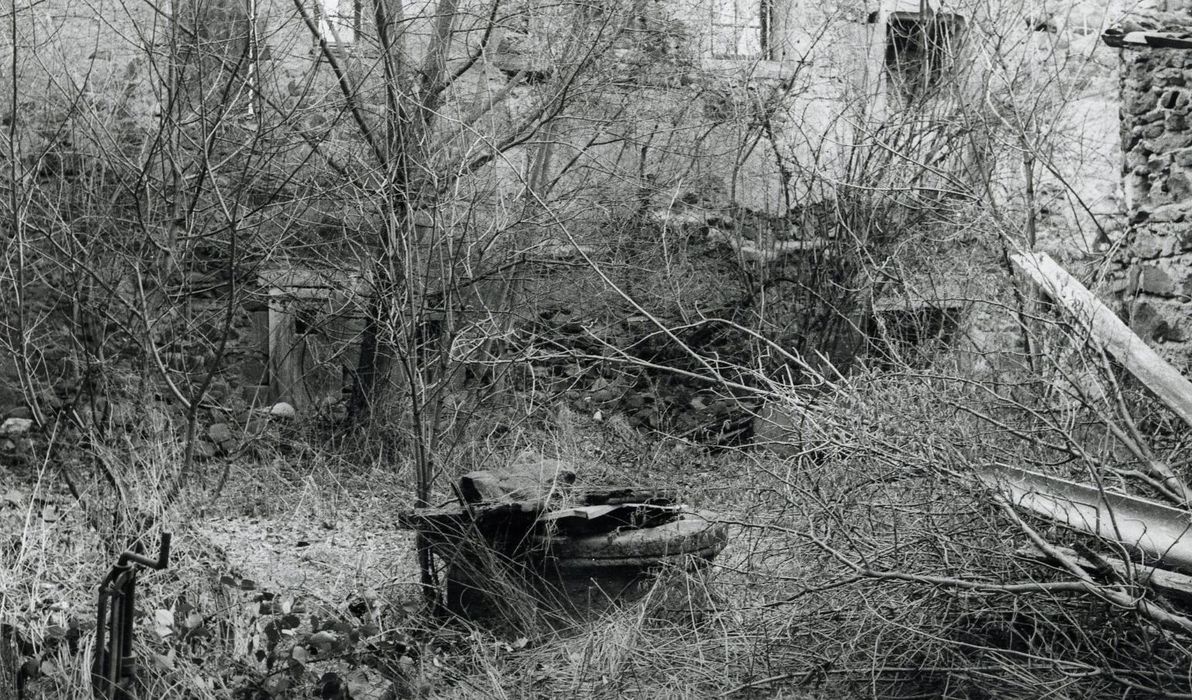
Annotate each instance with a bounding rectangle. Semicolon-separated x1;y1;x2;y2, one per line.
1116;16;1192;372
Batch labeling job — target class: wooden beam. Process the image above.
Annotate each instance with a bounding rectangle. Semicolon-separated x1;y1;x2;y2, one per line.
1010;252;1192;428
1011;252;1192;504
1017;544;1192;602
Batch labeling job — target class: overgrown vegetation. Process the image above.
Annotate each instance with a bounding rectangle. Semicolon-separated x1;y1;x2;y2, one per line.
5;0;1186;697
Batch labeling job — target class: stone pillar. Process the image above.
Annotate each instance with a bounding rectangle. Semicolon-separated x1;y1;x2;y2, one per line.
1114;12;1192;372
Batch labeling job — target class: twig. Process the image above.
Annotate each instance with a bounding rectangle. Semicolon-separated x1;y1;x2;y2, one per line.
996;496;1192;635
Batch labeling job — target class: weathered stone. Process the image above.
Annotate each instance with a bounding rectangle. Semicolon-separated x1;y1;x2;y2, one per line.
1156;68;1188;87
1125;130;1143;155
0;418;33;436
269;401;296;418
1106;275;1132;294
1148;152;1173;171
1132;229;1172;258
1147;202;1189;222
208;422;234;445
1149;181;1179;207
459;451;577;504
1129;186;1152;214
1165;89;1190;112
1126;155;1150;177
1126;88;1159;115
1149;132;1192;154
1137;107;1165;125
1171;172;1192;202
1129;301;1165;340
1140;263;1176;295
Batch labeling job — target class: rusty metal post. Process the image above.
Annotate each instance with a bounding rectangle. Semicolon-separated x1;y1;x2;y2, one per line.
92;533;171;700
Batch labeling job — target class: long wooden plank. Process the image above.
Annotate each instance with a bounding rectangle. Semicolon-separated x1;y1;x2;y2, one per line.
1010;252;1192;428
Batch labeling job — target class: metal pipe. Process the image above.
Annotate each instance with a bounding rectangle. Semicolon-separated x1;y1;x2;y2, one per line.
980;465;1192;571
106;581;123;696
92;533;171;699
92;587;109;696
119;569;136;687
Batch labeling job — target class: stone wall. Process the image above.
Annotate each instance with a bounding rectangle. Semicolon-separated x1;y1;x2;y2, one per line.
3;0;1132;427
1114;10;1192;371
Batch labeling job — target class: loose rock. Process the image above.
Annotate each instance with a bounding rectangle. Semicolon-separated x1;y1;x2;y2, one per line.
459;450;576;504
269;402;296;419
208;422;234;445
0;418;33;436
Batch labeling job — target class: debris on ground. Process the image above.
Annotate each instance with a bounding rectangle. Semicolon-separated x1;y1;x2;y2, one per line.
403;454;727;618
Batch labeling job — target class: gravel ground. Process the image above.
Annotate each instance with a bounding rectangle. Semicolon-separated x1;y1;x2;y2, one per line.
194;511;419;605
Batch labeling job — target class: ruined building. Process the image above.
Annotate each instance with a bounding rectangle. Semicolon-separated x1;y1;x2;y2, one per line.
0;0;1139;420
1107;4;1192;372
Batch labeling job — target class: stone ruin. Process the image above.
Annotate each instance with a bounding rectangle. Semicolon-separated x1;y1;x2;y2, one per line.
1109;6;1192;372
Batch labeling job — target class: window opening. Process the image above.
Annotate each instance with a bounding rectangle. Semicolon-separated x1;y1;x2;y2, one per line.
492;0;553;82
315;0;361;45
711;0;772;59
884;11;965;102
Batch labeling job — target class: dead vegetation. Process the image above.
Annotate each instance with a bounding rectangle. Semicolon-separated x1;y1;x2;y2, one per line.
7;274;1192;699
5;0;1189;697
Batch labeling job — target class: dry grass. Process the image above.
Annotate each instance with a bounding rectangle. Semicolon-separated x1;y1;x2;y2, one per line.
6;327;1192;698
